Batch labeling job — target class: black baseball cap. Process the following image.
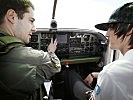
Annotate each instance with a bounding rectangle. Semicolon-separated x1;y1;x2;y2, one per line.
95;2;133;31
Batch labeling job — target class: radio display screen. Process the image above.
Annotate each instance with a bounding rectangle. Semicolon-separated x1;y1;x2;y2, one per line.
56;34;67;43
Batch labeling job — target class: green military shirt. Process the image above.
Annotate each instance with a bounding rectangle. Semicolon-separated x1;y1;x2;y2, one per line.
0;32;61;100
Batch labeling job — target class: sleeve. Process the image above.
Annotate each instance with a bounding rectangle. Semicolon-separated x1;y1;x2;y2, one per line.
48;51;61;69
92;71;114;100
36;50;61;81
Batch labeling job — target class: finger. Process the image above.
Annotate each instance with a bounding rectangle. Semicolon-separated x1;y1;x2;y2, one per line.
54;39;57;45
89;96;94;100
51;38;53;43
84;80;87;84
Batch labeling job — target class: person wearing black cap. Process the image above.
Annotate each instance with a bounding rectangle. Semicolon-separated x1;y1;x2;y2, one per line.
65;2;133;100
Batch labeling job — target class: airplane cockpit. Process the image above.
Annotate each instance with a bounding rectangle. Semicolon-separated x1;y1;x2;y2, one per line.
28;0;108;99
28;27;107;99
1;0;133;100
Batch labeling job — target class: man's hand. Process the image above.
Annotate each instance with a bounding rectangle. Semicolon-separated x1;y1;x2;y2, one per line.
89;95;94;100
84;73;94;86
84;72;99;86
47;38;57;53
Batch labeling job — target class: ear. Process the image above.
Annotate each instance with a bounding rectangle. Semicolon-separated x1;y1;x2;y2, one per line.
5;9;16;24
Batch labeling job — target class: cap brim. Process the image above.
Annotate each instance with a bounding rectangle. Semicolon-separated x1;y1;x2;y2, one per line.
95;23;111;31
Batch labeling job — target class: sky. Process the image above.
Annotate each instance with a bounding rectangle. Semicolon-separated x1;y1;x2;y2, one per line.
31;0;133;34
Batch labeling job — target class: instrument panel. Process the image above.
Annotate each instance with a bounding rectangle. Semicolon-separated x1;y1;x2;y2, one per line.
29;28;107;60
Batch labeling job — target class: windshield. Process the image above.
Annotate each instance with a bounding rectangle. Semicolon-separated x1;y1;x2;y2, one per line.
31;0;132;33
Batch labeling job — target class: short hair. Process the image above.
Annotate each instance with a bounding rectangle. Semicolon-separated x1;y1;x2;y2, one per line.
0;0;34;24
109;23;133;49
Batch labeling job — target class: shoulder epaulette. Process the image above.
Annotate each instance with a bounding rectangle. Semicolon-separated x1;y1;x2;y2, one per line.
0;35;25;54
